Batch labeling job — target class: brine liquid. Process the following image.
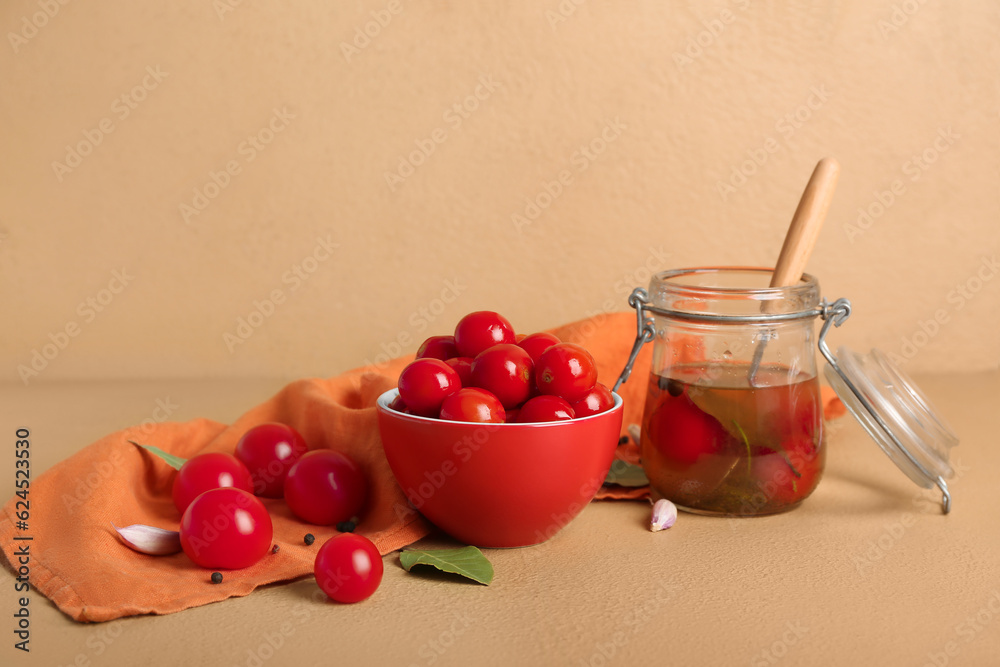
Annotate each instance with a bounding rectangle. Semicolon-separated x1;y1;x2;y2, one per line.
639;363;825;516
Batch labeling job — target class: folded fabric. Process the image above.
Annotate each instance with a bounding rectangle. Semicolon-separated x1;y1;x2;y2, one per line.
0;312;842;622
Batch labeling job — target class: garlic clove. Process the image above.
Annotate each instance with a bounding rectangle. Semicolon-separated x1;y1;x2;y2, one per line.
112;523;182;555
649;498;678;532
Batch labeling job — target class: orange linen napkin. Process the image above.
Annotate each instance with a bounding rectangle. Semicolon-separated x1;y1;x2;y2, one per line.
0;312;842;622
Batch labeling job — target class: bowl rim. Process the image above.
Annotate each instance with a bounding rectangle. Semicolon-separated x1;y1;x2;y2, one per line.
376;387;623;427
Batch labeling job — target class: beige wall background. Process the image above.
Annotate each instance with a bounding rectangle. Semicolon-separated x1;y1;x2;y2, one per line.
2;0;998;384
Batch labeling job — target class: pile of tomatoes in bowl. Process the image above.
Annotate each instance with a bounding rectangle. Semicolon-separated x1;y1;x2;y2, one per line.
390;311;614;424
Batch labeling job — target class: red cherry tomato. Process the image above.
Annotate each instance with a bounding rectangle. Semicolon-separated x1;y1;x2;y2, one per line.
571;383;615;418
470;344;533;409
314;533;383;603
388;395;408;413
179;487;273;569
646;392;735;466
444;356;474;387
517;395;575;423
516;332;561;365
284;450;368;525
172;452;254;514
439;388;506;423
535;343;599;403
750;435;822;506
416;335;459;361
235;423;310;498
398;358;461;416
454;311;515;358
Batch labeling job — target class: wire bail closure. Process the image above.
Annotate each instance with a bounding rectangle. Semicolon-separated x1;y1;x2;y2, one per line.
614;288;952;515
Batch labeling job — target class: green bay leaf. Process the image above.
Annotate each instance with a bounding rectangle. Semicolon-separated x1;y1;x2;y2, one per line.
129;440;187;471
399;546;493;585
604;459;649;487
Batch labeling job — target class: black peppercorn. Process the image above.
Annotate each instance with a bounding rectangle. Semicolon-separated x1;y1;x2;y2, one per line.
336;520;356;533
304;533;315;546
271;544;279;554
618;435;629;445
211;572;223;584
658;376;684;397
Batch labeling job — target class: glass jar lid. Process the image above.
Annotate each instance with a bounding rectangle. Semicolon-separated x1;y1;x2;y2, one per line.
818;300;959;513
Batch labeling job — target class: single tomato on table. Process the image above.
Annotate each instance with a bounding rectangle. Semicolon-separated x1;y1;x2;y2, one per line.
314;533;383;603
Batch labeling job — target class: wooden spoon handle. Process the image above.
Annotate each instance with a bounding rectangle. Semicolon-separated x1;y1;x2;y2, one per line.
770;157;840;288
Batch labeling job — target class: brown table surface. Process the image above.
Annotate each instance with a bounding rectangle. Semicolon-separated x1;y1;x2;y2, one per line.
1;372;998;666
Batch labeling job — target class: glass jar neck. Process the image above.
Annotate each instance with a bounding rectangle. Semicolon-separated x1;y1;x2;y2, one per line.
649;267;821;318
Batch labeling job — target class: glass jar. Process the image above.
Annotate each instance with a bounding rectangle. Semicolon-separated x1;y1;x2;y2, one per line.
615;266;960;517
636;267;824;516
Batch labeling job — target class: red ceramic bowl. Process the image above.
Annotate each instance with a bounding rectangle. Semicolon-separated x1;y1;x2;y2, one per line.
376;388;624;548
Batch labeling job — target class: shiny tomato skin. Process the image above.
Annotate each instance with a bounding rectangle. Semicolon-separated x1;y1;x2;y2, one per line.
415;335;459;361
172;452;254;514
453;311;516;358
470;344;534;409
179;487;273;570
235;423;310;498
439;388;506;423
517;395;576;423
284;450;368;525
516;332;561;365
535;343;599;403
314;533;383;603
397;358;462;416
444;356;474;387
571;383;615;418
